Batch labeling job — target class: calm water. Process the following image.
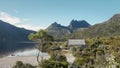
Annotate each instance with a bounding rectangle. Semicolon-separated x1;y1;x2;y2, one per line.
8;49;49;57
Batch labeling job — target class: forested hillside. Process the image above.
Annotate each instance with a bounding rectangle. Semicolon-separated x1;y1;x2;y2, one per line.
0;20;35;55
68;14;120;39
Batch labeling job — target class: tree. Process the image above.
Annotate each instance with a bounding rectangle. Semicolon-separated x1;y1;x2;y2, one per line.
28;30;53;67
28;30;69;68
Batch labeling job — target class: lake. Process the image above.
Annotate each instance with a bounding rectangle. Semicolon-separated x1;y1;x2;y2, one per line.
7;49;49;57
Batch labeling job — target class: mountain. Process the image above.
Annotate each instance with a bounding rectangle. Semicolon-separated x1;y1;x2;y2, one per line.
46;22;71;37
46;20;90;39
0;20;35;56
70;14;120;38
68;20;91;31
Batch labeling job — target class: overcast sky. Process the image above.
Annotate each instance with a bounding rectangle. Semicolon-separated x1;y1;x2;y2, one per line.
0;0;120;31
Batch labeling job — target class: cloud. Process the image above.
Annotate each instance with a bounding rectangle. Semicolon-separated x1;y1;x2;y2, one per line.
17;24;45;31
0;11;21;25
22;18;31;22
0;11;45;31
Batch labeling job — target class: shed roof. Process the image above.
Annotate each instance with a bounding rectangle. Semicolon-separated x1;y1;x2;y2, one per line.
68;39;86;46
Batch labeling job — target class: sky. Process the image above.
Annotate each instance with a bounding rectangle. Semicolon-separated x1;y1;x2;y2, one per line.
0;0;120;31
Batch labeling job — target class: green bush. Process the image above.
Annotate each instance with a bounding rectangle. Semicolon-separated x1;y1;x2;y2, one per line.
39;54;69;68
12;61;36;68
40;59;68;68
12;61;25;68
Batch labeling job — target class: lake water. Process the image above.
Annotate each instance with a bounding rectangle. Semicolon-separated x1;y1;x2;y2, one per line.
7;49;49;57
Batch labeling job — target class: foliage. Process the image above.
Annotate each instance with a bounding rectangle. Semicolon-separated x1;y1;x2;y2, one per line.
28;30;54;67
28;30;54;53
71;36;120;68
40;59;68;68
40;55;69;68
12;61;36;68
56;54;67;62
28;29;69;68
105;54;119;68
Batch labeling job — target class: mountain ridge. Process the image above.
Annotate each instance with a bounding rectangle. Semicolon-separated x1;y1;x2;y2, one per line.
46;20;91;38
69;14;120;39
0;20;35;56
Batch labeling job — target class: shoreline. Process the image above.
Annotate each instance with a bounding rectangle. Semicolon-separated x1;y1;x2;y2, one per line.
0;56;50;68
0;52;75;68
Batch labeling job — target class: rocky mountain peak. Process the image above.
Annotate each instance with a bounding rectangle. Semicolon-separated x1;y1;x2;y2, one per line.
51;22;61;26
68;20;91;30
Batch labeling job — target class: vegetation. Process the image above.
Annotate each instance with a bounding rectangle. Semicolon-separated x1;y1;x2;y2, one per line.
28;30;69;68
28;30;54;65
12;14;120;68
13;33;120;68
69;14;120;39
71;36;120;68
40;54;69;68
12;61;36;68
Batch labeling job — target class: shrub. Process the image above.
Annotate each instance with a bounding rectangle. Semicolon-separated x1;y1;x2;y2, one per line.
12;61;36;68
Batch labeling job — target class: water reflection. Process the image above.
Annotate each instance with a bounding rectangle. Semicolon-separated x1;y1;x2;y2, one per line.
8;49;48;57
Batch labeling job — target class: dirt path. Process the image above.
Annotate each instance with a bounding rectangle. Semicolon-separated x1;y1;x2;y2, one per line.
65;52;75;64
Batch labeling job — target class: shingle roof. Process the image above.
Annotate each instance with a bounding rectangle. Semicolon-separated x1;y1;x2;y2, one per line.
68;39;86;46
